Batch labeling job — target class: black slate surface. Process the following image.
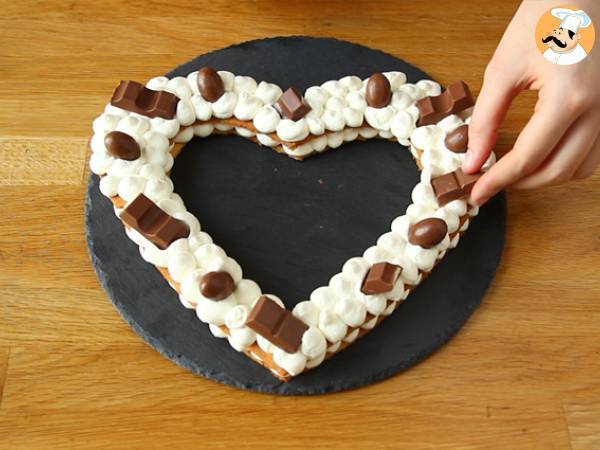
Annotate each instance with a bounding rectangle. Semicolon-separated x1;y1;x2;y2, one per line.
85;36;506;395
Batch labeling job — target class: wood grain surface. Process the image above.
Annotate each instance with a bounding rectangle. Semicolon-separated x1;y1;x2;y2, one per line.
1;1;599;448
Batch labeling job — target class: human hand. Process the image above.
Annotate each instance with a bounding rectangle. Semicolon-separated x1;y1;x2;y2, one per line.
463;0;600;205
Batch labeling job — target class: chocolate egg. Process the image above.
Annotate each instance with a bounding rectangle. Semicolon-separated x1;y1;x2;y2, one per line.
104;131;141;161
408;218;448;249
200;271;235;301
444;124;469;153
365;73;391;108
197;66;225;102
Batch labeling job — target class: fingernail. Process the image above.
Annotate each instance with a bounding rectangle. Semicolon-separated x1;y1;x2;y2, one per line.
474;195;489;206
462;150;472;170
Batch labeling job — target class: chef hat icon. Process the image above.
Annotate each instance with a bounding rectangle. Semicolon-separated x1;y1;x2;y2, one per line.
551;8;592;34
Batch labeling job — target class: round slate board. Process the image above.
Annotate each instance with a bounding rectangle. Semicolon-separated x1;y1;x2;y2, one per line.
85;36;506;395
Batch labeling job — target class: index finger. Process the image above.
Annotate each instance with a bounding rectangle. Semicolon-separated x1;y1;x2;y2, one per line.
470;91;580;204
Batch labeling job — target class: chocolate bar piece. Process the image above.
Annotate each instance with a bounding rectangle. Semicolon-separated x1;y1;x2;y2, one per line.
275;87;311;121
104;131;141;161
408;218;448;249
431;168;482;206
273;314;309;351
365;72;391;108
454;168;480;194
444;124;469;153
361;262;402;295
110;80;179;119
120;194;190;250
417;81;473;126
246;296;308;353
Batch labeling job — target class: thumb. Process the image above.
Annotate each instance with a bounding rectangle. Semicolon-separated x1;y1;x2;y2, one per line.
463;66;521;173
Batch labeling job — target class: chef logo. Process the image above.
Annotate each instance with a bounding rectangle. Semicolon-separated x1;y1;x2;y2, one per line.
535;5;595;65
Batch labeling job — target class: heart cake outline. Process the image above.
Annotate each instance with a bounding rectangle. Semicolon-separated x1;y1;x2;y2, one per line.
89;67;496;381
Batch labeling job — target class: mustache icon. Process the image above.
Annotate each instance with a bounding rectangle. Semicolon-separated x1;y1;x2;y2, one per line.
542;35;567;48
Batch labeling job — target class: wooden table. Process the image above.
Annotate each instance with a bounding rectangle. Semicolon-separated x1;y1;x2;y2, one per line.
1;1;599;448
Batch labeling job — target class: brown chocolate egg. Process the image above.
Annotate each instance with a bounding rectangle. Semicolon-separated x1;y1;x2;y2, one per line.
444;124;469;153
104;131;141;161
200;271;235;300
408;218;448;249
197;66;225;102
365;73;391;108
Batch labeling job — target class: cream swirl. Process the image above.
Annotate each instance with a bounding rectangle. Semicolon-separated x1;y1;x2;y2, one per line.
190;95;213;121
318;309;347;343
165;76;193;99
415;79;442;97
99;175;120;197
196;295;237;326
256;133;279;147
321;80;348;98
217;70;235;91
390;110;416;142
384;71;408;90
276;118;309;142
364;105;396;130
224;304;250;329
116;115;150;140
300;327;327;359
167;250;196;283
117;175;146;202
339;75;362;90
273;348;307;376
93;113;120;135
343;108;363;128
304;86;329;110
234;92;263;121
234;279;262;306
306;117;326;135
310;286;338;311
144;177;174;203
255;81;283;104
334;297;367;327
174;127;194;144
253;105;280;133
233;75;257;94
211;92;237;119
228;326;256;351
149;117;180;139
194;123;214;137
346;91;367;112
292;301;321;327
322;108;346;131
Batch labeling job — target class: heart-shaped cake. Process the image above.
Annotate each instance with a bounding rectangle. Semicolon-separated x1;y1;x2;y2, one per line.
89;67;496;381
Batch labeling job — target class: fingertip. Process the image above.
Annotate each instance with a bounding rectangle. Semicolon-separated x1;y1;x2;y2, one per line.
469;173;495;206
470;195;489;207
461;150;477;173
462;147;492;174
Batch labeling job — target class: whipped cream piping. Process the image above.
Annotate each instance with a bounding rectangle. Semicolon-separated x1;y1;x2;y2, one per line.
90;70;495;381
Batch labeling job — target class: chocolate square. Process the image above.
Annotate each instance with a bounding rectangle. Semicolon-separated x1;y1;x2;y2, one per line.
153;217;190;249
416;97;437;126
275;87;311;121
446;81;473;113
417;80;474;126
431;172;462;206
272;313;309;353
361;262;402;295
454;168;481;194
120;194;190;250
120;194;156;230
110;80;179;120
246;296;286;338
